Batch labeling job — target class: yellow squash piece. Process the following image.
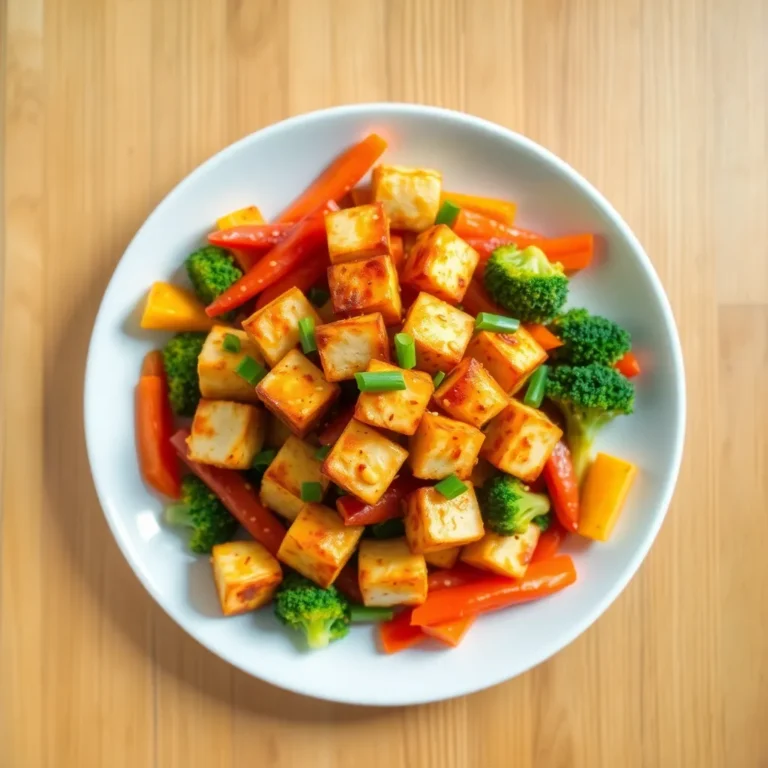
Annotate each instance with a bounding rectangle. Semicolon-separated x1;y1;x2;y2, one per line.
140;282;214;332
216;205;264;230
578;453;638;541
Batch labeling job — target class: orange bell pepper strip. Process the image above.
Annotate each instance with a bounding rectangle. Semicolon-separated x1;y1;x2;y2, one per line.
207;223;293;252
442;191;516;225
524;323;564;352
578;453;637;542
615;351;641;378
530;522;566;563
276;133;388;223
254;253;330;310
216;205;265;230
379;608;426;653
542;441;580;532
421;616;476;647
389;234;405;271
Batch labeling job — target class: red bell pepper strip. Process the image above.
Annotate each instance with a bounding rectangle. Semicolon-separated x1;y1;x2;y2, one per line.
379;608;426;653
254;252;330;310
316;404;356;446
421;616;476;647
524;323;564;351
542;441;580;532
426;562;487;592
337;474;423;526
530;522;566;563
335;563;363;604
615;350;641;378
460;278;507;316
207;223;293;252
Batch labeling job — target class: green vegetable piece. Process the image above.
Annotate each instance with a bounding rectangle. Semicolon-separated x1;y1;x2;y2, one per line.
355;370;407;392
532;513;552;532
434;474;468;500
474;312;521;334
162;332;206;416
479;474;551;535
349;605;395;623
523;364;549;408
222;333;241;353
432;371;446;388
307;286;330;308
252;449;277;468
434;200;461;227
394;332;416;370
299;316;317;354
315;445;331;461
301;481;324;503
236;355;267;386
369;518;406;539
548;308;631;366
185;245;242;321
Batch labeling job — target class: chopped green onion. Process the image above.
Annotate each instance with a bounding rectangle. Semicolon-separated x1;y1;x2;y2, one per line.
434;474;468;500
315;445;331;461
236;355;267;386
434;200;461;227
355;371;407;392
369;518;406;539
349;605;395;623
252;449;277;468
394;332;416;370
298;316;317;354
523;364;549;408
307;286;330;307
432;371;446;388
222;333;241;353
300;481;324;503
475;312;521;334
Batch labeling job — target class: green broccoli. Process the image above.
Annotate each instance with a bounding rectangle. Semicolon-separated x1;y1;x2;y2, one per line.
162;332;206;416
185;246;242;318
273;573;350;650
164;476;238;554
483;244;568;323
546;363;635;482
479;474;551;535
532;513;552;532
549;308;631;366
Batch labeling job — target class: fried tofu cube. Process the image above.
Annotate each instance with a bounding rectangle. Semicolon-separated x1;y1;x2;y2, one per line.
434;357;509;428
400;225;479;303
198;326;266;404
325;202;391;264
481;400;563;482
408;412;485;480
464;327;547;393
321;419;408;504
424;547;461;569
404;484;484;553
260;436;330;521
242;287;322;367
372;165;442;232
211;541;283;616
277;503;363;588
328;255;402;325
186;399;265;469
255;349;340;438
401;292;474;374
358;538;428;607
315;313;390;382
460;524;541;579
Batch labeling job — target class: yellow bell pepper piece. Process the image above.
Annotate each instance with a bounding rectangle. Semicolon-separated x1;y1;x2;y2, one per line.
140;282;214;332
216;205;264;230
441;191;517;225
578;453;637;541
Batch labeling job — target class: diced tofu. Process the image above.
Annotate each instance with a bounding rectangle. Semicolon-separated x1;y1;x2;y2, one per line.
260;436;329;521
481;400;563;482
460;524;541;579
408;412;485;480
328;255;402;326
325;202;391;264
404;484;484;553
277;503;363;587
242;287;322;367
321;419;408;504
434;357;509;428
315;313;390;382
401;292;474;374
464;327;547;393
255;349;340;438
372;165;442;232
211;541;283;616
424;547;461;569
186;399;265;469
354;360;434;435
400;225;479;303
198;325;265;403
358;538;428;607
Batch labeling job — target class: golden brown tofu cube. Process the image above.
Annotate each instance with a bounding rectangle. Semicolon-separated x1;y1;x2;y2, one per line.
321;419;408;504
464;327;547;393
401;292;474;374
400;225;479;303
460;524;541;579
211;541;283;616
404;484;484;554
358;538;428;607
408;412;485;480
434;357;509;428
315;313;390;382
277;503;364;588
325;202;391;264
328;255;402;326
242;286;322;367
198;326;264;403
424;547;461;569
372;165;442;232
481;400;563;482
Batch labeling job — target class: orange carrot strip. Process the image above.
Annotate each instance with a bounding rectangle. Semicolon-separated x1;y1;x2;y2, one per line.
254;253;330;310
460;278;507;316
454;209;541;243
524;323;564;351
443;191;516;225
379;608;426;653
615;351;641;378
530;522;566;563
421;616;476;647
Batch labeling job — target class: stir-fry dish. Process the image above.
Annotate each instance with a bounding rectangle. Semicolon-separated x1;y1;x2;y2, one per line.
136;133;641;652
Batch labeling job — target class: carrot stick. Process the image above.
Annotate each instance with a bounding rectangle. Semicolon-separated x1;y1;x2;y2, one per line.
524;323;564;351
537;234;594;271
207;223;292;252
530;522;566;563
442;191;516;225
460;278;507;317
542;441;580;532
421;616;476;647
615;351;641;378
254;253;330;310
454;209;541;243
141;349;166;377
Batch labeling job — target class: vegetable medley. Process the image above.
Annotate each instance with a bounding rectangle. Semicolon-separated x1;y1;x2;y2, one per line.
136;133;641;653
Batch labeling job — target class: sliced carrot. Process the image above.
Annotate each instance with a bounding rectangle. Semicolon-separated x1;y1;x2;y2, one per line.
454;209;541;243
421;616;476;647
254;254;330;310
460;278;507;316
538;234;594;271
542;441;580;532
615;351;641;378
530;522;566;563
524;323;564;352
442;191;516;225
379;608;426;653
141;349;165;377
208;223;292;252
389;234;405;271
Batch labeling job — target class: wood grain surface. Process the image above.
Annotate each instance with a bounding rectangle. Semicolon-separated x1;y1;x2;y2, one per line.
1;0;766;766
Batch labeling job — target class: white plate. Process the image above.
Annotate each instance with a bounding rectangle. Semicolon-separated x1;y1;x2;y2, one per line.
85;104;685;706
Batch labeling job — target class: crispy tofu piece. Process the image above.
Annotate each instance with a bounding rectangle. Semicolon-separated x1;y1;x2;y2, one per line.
401;292;474;374
186;399;265;469
372;165;442;232
481;400;563;482
358;538;428;607
424;547;461;569
404;484;484;553
259;436;329;521
211;541;283;616
328;255;402;326
434;357;509;428
255;349;340;438
408;412;485;480
400;225;479;303
354;360;434;435
277;503;363;587
461;524;541;579
321;419;408;504
242;287;322;367
315;313;390;382
464;327;547;393
325;202;391;264
197;325;264;403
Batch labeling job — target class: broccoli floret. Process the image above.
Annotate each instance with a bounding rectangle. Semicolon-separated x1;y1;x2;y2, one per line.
546;363;635;482
162;332;205;416
164;476;238;554
479;474;551;535
185;246;242;318
483;244;568;322
274;573;350;650
549;308;631;366
532;513;552;532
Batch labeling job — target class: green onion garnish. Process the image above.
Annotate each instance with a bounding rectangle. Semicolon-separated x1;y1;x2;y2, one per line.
355;371;407;392
301;481;324;502
434;474;468;500
434;200;461;227
432;371;446;388
394;332;416;370
236;355;267;386
307;286;330;307
222;333;241;353
299;316;317;354
252;449;277;468
349;605;395;623
315;445;331;461
475;312;521;334
523;364;549;408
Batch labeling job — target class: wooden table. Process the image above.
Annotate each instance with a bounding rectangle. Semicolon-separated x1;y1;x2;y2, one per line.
2;1;766;765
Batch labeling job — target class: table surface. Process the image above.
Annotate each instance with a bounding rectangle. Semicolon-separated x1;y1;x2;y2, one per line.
2;0;766;766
